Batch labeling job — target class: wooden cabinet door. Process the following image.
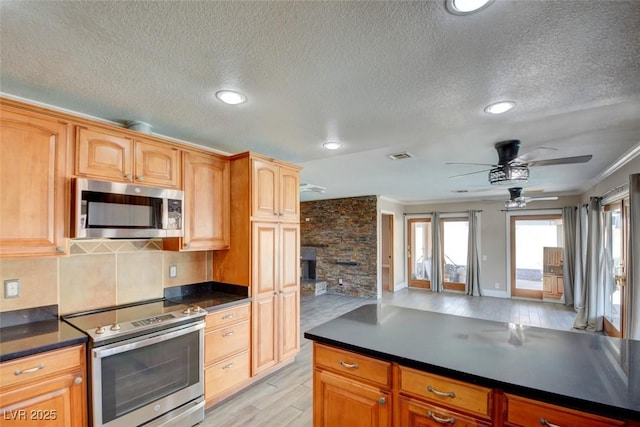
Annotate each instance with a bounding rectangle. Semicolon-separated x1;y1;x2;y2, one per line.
251;158;279;219
251;222;278;375
279;223;300;361
251;294;277;375
314;369;391;427
0;371;86;427
181;152;230;250
76;126;132;182
399;397;490;427
0;109;69;257
134;139;180;187
279;165;300;221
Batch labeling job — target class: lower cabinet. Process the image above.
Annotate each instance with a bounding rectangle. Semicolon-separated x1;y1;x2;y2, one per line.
543;274;564;299
503;394;624;427
0;345;87;426
311;343;629;427
313;343;392;427
204;303;251;407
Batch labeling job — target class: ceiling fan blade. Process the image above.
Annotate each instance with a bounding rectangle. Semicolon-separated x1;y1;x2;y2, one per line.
445;162;495;167
525;196;559;202
515;146;558;163
527;154;593;167
449;169;490;179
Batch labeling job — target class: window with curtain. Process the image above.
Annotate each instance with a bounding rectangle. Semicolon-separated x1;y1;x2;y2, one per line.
442;218;469;291
407;218;432;289
603;198;629;338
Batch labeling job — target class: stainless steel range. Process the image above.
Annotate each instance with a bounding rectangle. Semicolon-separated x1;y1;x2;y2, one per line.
63;299;206;427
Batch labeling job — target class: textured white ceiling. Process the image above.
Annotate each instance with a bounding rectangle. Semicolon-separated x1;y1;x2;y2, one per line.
1;1;639;203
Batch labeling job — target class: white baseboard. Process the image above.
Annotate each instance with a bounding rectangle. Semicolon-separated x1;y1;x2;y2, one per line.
480;289;509;298
393;282;408;291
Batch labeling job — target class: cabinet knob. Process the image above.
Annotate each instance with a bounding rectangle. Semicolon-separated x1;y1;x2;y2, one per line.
378;397;386;405
74;377;83;385
184;242;190;249
137;175;144;181
56;246;65;253
124;173;132;180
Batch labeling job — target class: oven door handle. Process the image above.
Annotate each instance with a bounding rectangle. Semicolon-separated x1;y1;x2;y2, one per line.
92;321;205;359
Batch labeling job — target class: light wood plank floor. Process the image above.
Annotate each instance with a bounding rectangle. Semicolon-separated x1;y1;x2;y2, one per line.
201;288;577;427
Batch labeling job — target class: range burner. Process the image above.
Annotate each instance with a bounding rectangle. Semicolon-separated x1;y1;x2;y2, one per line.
62;298;206;345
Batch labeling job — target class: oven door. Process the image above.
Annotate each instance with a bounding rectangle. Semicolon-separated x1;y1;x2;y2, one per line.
91;321;204;427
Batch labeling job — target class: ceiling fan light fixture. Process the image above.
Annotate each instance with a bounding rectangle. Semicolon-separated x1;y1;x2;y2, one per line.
484;101;516;115
505;199;526;209
322;141;343;150
215;90;247;105
446;0;494;15
489;165;529;185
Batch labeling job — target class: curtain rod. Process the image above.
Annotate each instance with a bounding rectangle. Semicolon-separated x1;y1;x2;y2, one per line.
500;207;563;213
403;210;483;215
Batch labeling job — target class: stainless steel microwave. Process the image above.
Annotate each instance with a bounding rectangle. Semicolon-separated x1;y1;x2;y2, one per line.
73;178;184;239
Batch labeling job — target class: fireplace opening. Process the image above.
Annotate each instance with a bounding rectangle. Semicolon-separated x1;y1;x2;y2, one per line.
300;246;316;281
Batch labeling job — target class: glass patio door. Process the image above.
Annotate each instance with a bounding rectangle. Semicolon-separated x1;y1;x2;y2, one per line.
603;200;627;338
407;218;431;289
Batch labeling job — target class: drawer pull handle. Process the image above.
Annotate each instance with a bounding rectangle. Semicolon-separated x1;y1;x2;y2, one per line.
222;331;235;337
14;364;45;376
222;363;234;370
427;385;456;398
338;360;359;369
222;314;234;319
427;411;455;425
540;418;560;427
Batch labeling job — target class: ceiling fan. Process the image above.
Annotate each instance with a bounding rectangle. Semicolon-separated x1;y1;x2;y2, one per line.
504;187;558;209
448;140;593;185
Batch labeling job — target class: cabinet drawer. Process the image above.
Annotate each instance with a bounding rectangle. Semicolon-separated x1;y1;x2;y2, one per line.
399;366;492;419
205;303;250;330
0;345;83;391
400;396;491;427
314;343;391;388
504;394;624;427
205;320;250;363
205;351;250;400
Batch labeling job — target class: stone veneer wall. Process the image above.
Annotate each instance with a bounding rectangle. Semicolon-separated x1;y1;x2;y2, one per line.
301;196;377;298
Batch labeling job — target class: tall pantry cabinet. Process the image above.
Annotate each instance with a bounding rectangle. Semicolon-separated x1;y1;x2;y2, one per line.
213;152;301;376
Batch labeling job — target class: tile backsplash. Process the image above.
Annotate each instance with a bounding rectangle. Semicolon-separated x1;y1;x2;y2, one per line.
0;240;211;315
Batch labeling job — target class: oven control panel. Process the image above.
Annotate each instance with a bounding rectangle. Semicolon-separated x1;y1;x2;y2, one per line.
132;314;175;327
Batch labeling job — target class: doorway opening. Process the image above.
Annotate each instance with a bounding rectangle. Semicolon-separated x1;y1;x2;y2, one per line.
381;214;394;292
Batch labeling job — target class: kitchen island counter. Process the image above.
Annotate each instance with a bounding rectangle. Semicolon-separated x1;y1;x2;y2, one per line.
304;303;640;421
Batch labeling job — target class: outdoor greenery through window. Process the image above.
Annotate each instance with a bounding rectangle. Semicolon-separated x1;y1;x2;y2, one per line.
442;218;469;290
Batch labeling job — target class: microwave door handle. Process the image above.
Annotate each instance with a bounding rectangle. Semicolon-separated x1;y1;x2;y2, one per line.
93;322;204;359
162;198;168;230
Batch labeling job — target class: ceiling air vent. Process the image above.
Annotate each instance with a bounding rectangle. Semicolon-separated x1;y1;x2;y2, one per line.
388;152;413;160
299;183;326;193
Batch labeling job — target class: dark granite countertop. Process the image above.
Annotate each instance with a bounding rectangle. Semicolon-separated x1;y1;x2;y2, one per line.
304;304;640;420
164;281;251;312
0;306;87;362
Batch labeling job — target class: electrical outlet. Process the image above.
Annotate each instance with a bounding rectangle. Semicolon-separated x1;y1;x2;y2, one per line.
338;279;343;285
494;282;500;289
4;279;20;298
169;265;178;278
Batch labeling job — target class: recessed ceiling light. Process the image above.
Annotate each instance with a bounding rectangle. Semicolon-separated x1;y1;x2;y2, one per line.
446;0;494;15
322;141;343;150
215;90;247;105
484;101;516;115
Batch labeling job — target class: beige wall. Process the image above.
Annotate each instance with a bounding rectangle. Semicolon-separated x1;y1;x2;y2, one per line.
0;240;210;315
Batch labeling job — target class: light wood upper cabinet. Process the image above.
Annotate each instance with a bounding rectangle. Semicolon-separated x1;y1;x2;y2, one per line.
166;151;230;251
76;126;180;188
134;139;180;188
251;158;299;221
0;106;69;257
0;345;87;427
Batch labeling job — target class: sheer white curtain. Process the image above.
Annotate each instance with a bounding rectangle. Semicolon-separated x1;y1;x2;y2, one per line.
572;205;588;312
627;173;640;340
562;206;576;307
431;212;443;293
465;210;482;296
574;197;606;331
